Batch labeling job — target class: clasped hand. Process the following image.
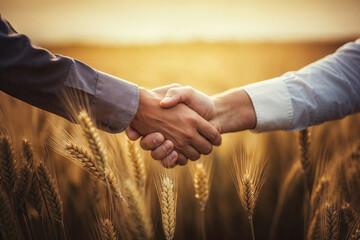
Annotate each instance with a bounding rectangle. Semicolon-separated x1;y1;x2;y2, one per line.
126;84;256;168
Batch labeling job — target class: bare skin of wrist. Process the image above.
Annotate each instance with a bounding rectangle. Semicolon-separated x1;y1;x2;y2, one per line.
210;88;256;134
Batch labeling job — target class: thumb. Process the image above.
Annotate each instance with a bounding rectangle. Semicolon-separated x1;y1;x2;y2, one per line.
159;87;187;108
125;126;141;141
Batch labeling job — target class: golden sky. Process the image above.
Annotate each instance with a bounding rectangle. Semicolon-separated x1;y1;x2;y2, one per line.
0;0;359;45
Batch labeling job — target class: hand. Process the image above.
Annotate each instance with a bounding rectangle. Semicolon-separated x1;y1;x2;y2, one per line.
159;86;256;133
140;86;256;162
127;86;222;167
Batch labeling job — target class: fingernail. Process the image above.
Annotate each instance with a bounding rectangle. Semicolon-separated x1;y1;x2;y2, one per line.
162;144;169;154
168;151;177;161
153;134;162;145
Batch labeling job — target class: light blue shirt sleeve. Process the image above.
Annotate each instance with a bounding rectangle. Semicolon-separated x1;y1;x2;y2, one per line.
242;39;360;131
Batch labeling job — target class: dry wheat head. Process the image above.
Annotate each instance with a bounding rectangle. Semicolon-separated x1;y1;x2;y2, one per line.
37;163;63;222
124;179;153;240
160;176;176;240
127;140;146;193
194;163;209;212
100;218;117;240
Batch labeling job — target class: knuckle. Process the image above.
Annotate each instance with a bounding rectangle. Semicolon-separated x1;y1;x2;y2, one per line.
170;83;181;88
181;129;194;141
185;115;198;125
184;85;192;91
175;141;185;149
168;88;178;95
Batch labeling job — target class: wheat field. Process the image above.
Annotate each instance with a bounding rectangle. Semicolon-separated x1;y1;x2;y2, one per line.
0;40;359;240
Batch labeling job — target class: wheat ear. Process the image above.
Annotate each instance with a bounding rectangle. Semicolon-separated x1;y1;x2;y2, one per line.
127;140;146;193
160;176;176;240
310;177;328;217
78;110;107;176
324;203;339;240
37;163;63;222
28;170;43;215
231;147;268;240
100;219;117;240
124;179;153;240
65;143;122;198
299;129;312;191
15;165;32;209
22;139;34;169
241;174;255;219
194;163;209;212
350;225;360;240
0;185;19;240
307;209;321;240
0;135;17;192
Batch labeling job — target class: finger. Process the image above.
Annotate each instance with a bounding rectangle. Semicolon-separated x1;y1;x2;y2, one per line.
175;152;188;166
161;151;178;168
197;118;222;146
160;87;193;108
178;145;200;161
150;140;174;160
125;126;142;141
152;83;181;94
190;135;213;155
139;132;165;151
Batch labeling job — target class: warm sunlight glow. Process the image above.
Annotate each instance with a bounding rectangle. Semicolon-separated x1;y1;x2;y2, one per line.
1;0;359;45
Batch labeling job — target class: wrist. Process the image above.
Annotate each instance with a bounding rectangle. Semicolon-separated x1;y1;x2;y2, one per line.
211;88;256;134
133;87;159;126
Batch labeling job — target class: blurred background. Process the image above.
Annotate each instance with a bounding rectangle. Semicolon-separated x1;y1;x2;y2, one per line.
0;1;359;240
1;0;359;93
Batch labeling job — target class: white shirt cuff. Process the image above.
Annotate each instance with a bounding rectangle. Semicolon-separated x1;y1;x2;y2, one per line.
242;77;293;132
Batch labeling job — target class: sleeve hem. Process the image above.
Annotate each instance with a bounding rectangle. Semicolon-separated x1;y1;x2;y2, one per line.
242;77;293;132
92;71;139;133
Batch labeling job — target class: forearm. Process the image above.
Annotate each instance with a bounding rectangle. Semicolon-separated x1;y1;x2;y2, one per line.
211;88;256;134
0;15;139;133
242;39;360;132
284;39;360;130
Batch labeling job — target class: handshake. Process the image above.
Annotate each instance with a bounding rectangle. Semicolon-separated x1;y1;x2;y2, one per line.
126;84;257;168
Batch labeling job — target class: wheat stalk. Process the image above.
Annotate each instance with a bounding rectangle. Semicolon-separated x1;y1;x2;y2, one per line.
124;179;153;240
127;140;146;193
0;135;17;192
299;129;312;192
193;160;211;240
100;219;117;240
37;163;63;222
307;209;321;240
0;185;19;240
230;147;268;240
65;143;123;198
159;176;176;240
78;110;107;177
310;177;328;218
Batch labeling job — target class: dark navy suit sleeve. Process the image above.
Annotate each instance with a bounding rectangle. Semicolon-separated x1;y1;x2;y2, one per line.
0;15;139;133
